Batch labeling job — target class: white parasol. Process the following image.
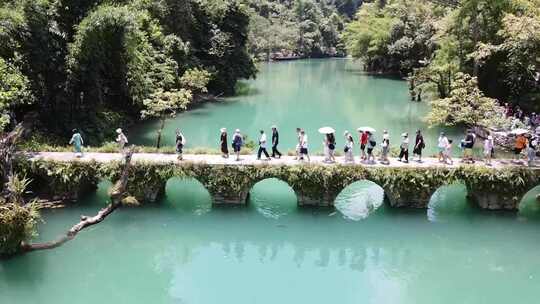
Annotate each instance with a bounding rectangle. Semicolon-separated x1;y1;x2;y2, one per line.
357;127;376;133
318;127;336;134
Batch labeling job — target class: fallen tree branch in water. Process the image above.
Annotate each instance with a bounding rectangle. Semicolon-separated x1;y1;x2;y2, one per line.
21;149;134;252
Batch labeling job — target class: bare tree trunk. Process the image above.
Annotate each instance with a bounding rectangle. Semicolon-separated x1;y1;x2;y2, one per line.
21;203;121;251
21;149;134;253
156;118;165;149
470;3;480;77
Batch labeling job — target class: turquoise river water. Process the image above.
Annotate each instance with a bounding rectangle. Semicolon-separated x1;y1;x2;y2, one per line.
2;59;540;304
2;180;540;304
130;59;461;154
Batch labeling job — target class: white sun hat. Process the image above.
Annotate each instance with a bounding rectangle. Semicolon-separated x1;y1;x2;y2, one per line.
116;128;122;133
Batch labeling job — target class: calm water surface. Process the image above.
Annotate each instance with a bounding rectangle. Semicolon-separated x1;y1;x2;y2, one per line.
130;59;460;154
2;181;540;304
2;59;539;303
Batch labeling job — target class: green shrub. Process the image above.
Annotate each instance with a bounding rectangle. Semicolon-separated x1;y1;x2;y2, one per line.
0;203;39;256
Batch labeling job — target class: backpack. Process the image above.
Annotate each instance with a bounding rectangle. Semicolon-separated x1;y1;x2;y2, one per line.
233;134;243;146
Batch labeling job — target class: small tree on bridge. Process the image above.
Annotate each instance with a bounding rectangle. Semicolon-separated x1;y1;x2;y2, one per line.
141;69;211;149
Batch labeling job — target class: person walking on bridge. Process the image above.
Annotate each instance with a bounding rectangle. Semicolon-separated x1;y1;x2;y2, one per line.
299;129;310;162
445;139;454;165
258;130;271;161
438;132;449;163
527;134;537;167
294;127;302;160
175;129;185;161
366;131;376;164
271;126;282;158
380;130;390;165
398;132;409;163
220;128;229;158
359;130;368;160
483;135;494;166
69;129;84;158
116;128;128;154
326;132;336;163
413;130;425;163
462;130;476;164
514;132;527;164
344;131;354;163
232;129;243;161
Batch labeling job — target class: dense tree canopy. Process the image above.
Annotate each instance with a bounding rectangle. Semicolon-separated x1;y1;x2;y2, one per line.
343;0;445;75
2;0;539;137
244;0;348;60
0;0;256;142
344;0;540;127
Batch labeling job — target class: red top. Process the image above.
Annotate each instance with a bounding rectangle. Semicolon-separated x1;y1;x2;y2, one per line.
360;133;368;145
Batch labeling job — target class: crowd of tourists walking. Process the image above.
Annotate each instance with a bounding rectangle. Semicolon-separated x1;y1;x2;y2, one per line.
68;125;539;167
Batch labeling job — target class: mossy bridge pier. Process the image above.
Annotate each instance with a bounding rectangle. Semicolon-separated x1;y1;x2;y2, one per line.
16;152;540;211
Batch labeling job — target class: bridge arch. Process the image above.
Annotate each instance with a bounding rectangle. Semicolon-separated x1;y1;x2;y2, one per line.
334;180;385;220
248;178;298;218
518;185;540;217
247;177;298;204
164;177;212;212
427;183;472;222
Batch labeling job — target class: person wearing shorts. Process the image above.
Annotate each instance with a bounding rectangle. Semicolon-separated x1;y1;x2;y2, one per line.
359;130;368;160
366;131;376;164
462;130;475;163
232;129;243;161
438;132;448;162
299;130;310;162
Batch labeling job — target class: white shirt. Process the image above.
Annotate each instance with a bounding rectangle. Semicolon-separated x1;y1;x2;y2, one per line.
438;136;448;148
484;139;493;152
382;133;389;147
116;133;128;146
301;134;308;148
259;133;267;148
346;137;354;148
401;137;409;149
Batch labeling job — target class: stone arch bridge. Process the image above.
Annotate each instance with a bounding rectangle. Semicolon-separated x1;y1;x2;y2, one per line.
15;152;540;210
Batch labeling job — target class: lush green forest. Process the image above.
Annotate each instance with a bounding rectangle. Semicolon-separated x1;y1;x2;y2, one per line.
343;0;540;122
0;0;256;142
0;0;363;143
244;0;362;60
1;0;539;142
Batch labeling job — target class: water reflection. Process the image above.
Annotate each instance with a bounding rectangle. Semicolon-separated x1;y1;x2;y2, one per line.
248;178;297;219
164;177;212;215
5;186;540;304
427;183;472;222
334;181;385;220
